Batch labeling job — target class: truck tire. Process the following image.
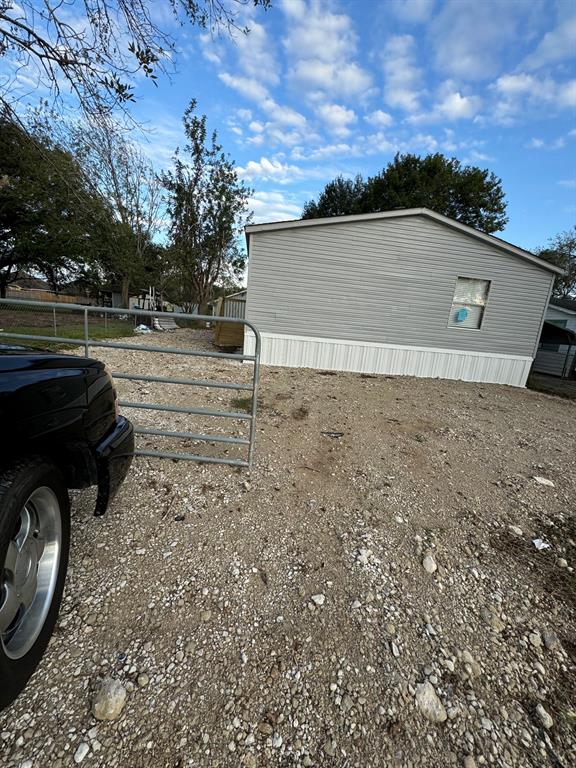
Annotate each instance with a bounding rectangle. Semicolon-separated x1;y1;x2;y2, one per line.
0;458;70;711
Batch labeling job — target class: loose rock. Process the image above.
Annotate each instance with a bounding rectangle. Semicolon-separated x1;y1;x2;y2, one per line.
92;678;127;721
311;593;326;606
536;704;553;730
74;743;90;764
415;681;447;723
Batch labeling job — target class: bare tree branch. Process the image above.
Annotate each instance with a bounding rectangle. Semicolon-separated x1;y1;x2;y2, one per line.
0;0;271;118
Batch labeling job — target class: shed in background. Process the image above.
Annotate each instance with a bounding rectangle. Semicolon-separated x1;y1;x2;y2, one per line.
213;290;246;348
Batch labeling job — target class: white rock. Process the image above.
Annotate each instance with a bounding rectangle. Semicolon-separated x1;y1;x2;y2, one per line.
92;677;127;721
529;631;542;648
272;734;283;748
74;743;90;764
508;525;523;537
311;594;326;606
533;476;555;487
536;704;553;729
356;548;371;565
543;630;561;651
415;681;447;723
533;538;551;551
422;554;437;574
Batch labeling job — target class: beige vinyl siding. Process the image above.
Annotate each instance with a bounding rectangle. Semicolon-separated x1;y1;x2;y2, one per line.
246;215;553;358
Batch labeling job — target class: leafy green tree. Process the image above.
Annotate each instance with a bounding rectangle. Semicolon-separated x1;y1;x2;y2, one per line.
0;1;271;118
302;175;365;219
364;153;507;233
162;100;251;314
536;227;576;298
0;114;113;297
302;153;508;234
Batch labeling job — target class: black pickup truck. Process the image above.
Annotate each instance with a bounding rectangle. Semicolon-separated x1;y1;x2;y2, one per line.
0;344;134;709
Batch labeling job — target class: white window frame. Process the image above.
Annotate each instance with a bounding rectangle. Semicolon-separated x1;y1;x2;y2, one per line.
448;276;491;331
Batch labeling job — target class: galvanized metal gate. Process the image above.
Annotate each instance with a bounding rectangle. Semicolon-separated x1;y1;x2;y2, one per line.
0;298;260;468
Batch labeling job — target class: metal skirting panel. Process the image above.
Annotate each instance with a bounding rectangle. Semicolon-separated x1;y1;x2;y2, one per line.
244;331;533;387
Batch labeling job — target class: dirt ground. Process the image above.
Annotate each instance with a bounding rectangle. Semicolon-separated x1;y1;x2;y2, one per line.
1;329;575;768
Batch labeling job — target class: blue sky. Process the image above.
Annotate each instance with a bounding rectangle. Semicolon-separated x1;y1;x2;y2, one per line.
5;0;576;250
125;0;576;251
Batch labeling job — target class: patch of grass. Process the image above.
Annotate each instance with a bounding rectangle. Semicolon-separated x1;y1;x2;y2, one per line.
0;320;135;351
230;396;253;412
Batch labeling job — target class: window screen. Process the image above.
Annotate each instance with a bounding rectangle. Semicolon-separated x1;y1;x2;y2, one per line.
448;277;490;329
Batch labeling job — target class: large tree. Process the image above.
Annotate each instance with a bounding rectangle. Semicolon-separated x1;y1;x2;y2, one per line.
163;100;251;314
536;227;576;299
0;113;113;297
302;153;508;234
0;1;271;118
68;116;163;306
302;175;365;220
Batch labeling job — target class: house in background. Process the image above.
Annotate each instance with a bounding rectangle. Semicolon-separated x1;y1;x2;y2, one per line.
532;297;576;379
243;208;562;388
545;297;576;333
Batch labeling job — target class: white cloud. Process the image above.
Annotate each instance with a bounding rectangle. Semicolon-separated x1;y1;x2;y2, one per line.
408;83;481;123
437;91;480;119
264;101;307;128
199;33;224;65
232;21;279;85
282;0;372;98
218;73;268;101
382;35;423;112
266;126;307;146
365;110;394;127
249;121;264;133
316;103;357;136
559;179;576;189
463;149;494;163
389;0;435;23
249;190;303;223
218;72;307;145
559;80;576;107
492;73;576;121
526;136;565;150
522;16;576;71
429;0;538;81
247;134;265;146
237;156;306;184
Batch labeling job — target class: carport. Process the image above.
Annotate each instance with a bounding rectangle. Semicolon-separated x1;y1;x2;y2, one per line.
533;321;576;379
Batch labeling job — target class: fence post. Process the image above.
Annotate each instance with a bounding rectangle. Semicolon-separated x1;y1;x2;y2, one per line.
562;344;573;379
84;308;89;357
248;328;261;467
52;308;57;337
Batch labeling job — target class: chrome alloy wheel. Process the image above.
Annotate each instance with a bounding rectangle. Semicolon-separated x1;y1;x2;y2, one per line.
0;487;62;659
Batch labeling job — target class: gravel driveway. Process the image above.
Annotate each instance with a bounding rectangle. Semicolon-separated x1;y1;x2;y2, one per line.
1;329;575;768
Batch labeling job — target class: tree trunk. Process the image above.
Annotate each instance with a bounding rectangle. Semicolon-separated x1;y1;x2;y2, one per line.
121;275;130;308
0;281;6;299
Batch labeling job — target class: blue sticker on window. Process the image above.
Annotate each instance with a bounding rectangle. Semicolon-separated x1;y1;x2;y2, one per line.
455;307;469;323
